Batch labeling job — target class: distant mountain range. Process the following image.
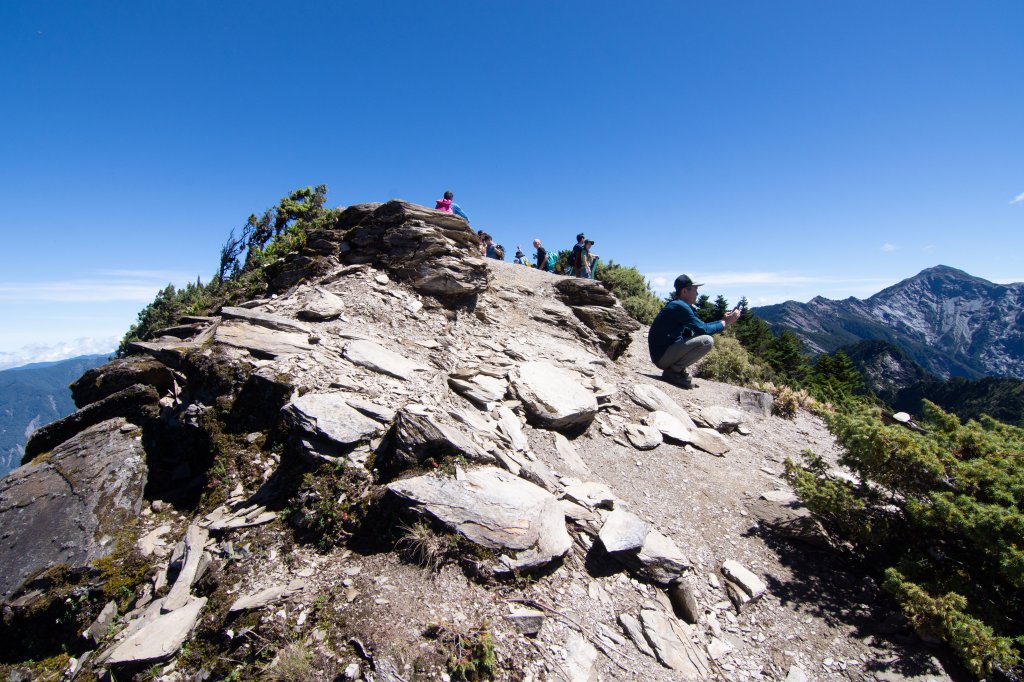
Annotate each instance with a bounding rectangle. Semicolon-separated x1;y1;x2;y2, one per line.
0;354;110;477
755;265;1024;380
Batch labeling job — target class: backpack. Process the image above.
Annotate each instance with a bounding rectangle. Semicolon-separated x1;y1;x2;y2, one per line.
545;251;557;271
494;244;506;260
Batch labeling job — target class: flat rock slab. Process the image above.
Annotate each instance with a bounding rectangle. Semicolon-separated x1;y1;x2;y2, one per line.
644;410;694;444
386;467;571;574
561;631;600;682
163;524;210;612
510;361;597;430
639;608;710;678
0;419;147;599
214;321;312;357
631;384;697;429
505;608;545;636
689;428;731;457
625;423;662;450
562;481;617;510
344;339;428;380
229;580;305;613
105;596;207;665
284;393;386;445
553;432;591;476
220;306;311;334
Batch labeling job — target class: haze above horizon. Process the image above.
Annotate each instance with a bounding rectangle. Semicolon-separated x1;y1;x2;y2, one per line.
2;1;1022;367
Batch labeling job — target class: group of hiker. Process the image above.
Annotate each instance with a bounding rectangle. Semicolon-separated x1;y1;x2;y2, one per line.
434;191;729;391
434;191;600;278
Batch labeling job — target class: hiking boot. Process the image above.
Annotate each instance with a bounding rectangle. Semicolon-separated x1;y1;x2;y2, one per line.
661;369;693;389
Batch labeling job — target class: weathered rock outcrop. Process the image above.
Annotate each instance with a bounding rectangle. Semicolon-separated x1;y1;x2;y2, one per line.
341;200;491;300
70;356;177;408
0;418;147;598
22;384;160;463
554;278;640;360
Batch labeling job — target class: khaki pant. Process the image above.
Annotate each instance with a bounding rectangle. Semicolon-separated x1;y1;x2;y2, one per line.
656;335;714;374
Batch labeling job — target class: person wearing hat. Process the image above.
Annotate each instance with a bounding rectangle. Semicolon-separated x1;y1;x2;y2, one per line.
647;274;741;388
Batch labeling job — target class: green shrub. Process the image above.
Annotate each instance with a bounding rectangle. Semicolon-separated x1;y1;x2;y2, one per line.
594;260;664;325
786;402;1024;678
693;335;771;386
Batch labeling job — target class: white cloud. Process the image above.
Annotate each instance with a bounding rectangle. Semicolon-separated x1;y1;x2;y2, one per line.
0;270;199;303
1010;192;1024;205
0;337;117;371
881;243;897;252
922;244;936;251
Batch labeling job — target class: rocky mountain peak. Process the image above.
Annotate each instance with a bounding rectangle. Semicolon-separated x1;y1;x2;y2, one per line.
0;203;953;681
757;265;1024;380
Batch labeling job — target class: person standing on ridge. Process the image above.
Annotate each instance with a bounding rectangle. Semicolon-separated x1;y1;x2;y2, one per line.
570;233;588;277
647;274;740;389
533;239;549;271
583;239;599;279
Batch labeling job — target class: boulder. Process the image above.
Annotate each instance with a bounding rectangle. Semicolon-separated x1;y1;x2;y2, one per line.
343;339;428;381
0;419;148;599
386;467;571;574
297;287;347;321
561;632;600;682
697;405;747;433
721;560;767;601
284;393;386;446
625;423;662;450
552;432;591;476
598;509;689;584
70;357;176;408
736;388;773;417
510;361;598;430
505;608;545;636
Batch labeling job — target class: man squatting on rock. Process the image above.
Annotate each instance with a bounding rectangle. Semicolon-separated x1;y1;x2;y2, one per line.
648;274;741;388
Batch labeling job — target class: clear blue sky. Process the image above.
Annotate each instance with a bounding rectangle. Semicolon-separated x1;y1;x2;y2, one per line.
2;1;1022;367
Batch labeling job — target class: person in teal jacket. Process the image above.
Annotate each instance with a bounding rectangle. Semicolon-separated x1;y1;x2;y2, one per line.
648;274;740;388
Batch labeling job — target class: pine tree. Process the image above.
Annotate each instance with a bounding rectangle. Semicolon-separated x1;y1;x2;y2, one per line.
764;330;808;383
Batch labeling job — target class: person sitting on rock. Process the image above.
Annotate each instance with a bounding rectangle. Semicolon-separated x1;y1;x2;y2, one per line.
435;190;470;223
648;274;740;388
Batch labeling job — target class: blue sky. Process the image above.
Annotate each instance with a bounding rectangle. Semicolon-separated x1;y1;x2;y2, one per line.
2;1;1022;368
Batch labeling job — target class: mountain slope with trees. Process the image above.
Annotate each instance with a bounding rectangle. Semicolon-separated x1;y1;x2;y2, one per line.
0;354;109;477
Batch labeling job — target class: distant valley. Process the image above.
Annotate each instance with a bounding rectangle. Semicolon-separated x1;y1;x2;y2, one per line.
0;354;110;477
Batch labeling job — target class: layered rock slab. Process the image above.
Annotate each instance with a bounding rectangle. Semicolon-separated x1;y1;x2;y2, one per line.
0;419;148;599
386;467;572;573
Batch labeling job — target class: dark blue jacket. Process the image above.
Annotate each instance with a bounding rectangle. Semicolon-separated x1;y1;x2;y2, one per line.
648;299;725;363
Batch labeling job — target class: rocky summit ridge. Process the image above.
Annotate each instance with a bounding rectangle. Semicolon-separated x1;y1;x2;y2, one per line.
0;201;953;681
755;265;1024;380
